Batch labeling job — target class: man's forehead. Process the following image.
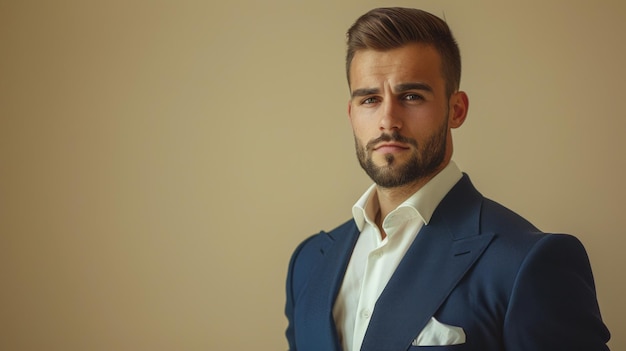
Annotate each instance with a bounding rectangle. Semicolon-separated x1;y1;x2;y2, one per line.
349;44;444;93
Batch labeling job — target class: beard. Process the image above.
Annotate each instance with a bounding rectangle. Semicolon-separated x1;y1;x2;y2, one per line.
355;118;448;189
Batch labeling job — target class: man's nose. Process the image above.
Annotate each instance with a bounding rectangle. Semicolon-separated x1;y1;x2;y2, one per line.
379;100;402;131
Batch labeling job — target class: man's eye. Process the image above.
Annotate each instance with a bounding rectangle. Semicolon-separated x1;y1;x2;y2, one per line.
404;94;423;101
362;97;378;104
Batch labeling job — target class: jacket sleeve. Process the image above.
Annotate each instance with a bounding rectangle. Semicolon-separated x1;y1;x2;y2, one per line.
285;234;319;351
503;234;611;350
285;239;305;351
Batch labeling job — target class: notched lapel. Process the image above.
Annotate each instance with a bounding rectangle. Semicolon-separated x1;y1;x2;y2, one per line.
361;176;494;351
361;228;494;351
295;221;360;351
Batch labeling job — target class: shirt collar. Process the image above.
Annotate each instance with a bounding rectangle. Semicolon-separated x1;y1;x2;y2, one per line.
352;161;463;231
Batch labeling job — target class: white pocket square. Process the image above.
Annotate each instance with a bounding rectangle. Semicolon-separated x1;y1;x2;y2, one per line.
412;317;466;346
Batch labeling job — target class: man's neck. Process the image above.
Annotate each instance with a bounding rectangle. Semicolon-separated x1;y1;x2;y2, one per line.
374;162;448;227
372;183;423;240
375;181;424;220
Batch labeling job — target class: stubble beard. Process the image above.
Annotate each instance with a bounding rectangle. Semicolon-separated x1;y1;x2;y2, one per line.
355;118;449;189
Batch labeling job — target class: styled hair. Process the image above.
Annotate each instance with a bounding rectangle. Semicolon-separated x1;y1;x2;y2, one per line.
346;7;461;97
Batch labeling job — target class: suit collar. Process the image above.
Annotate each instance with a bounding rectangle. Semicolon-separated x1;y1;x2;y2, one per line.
437;173;483;240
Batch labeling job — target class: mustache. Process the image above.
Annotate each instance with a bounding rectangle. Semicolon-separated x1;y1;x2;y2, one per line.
366;131;418;150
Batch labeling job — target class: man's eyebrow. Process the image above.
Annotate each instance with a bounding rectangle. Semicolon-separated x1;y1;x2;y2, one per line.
350;83;434;99
395;82;434;93
350;88;379;99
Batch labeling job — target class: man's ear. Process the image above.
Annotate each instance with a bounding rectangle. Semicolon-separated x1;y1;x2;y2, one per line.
347;100;353;121
449;91;469;129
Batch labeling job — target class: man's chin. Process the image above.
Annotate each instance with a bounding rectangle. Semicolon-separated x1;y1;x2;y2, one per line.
375;158;409;170
368;168;413;187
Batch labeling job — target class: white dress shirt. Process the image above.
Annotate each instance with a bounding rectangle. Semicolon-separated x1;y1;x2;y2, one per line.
332;161;463;351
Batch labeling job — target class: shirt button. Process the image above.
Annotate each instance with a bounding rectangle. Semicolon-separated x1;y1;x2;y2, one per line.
371;251;382;259
361;309;372;319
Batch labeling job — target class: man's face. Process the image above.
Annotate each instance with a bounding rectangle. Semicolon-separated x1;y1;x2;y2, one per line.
348;43;464;189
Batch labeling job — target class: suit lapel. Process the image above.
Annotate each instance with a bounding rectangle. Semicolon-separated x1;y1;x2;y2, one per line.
296;221;360;351
361;175;495;351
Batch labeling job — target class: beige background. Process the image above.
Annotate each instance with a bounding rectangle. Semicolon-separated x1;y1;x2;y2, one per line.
1;0;624;349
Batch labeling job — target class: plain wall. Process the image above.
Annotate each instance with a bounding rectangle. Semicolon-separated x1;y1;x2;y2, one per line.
1;0;624;349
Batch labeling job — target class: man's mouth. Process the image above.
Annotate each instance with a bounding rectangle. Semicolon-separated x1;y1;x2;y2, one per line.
374;142;410;153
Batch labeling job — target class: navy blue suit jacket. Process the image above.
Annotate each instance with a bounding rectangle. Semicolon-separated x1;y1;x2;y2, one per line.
285;175;610;350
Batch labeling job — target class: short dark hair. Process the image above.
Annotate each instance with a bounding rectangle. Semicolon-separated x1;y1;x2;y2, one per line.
346;7;461;97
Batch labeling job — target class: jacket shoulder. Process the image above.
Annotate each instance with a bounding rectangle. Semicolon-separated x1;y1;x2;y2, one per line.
286;220;356;296
480;197;540;234
291;220;356;264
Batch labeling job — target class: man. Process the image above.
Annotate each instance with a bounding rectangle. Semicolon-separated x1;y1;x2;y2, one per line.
285;7;610;351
